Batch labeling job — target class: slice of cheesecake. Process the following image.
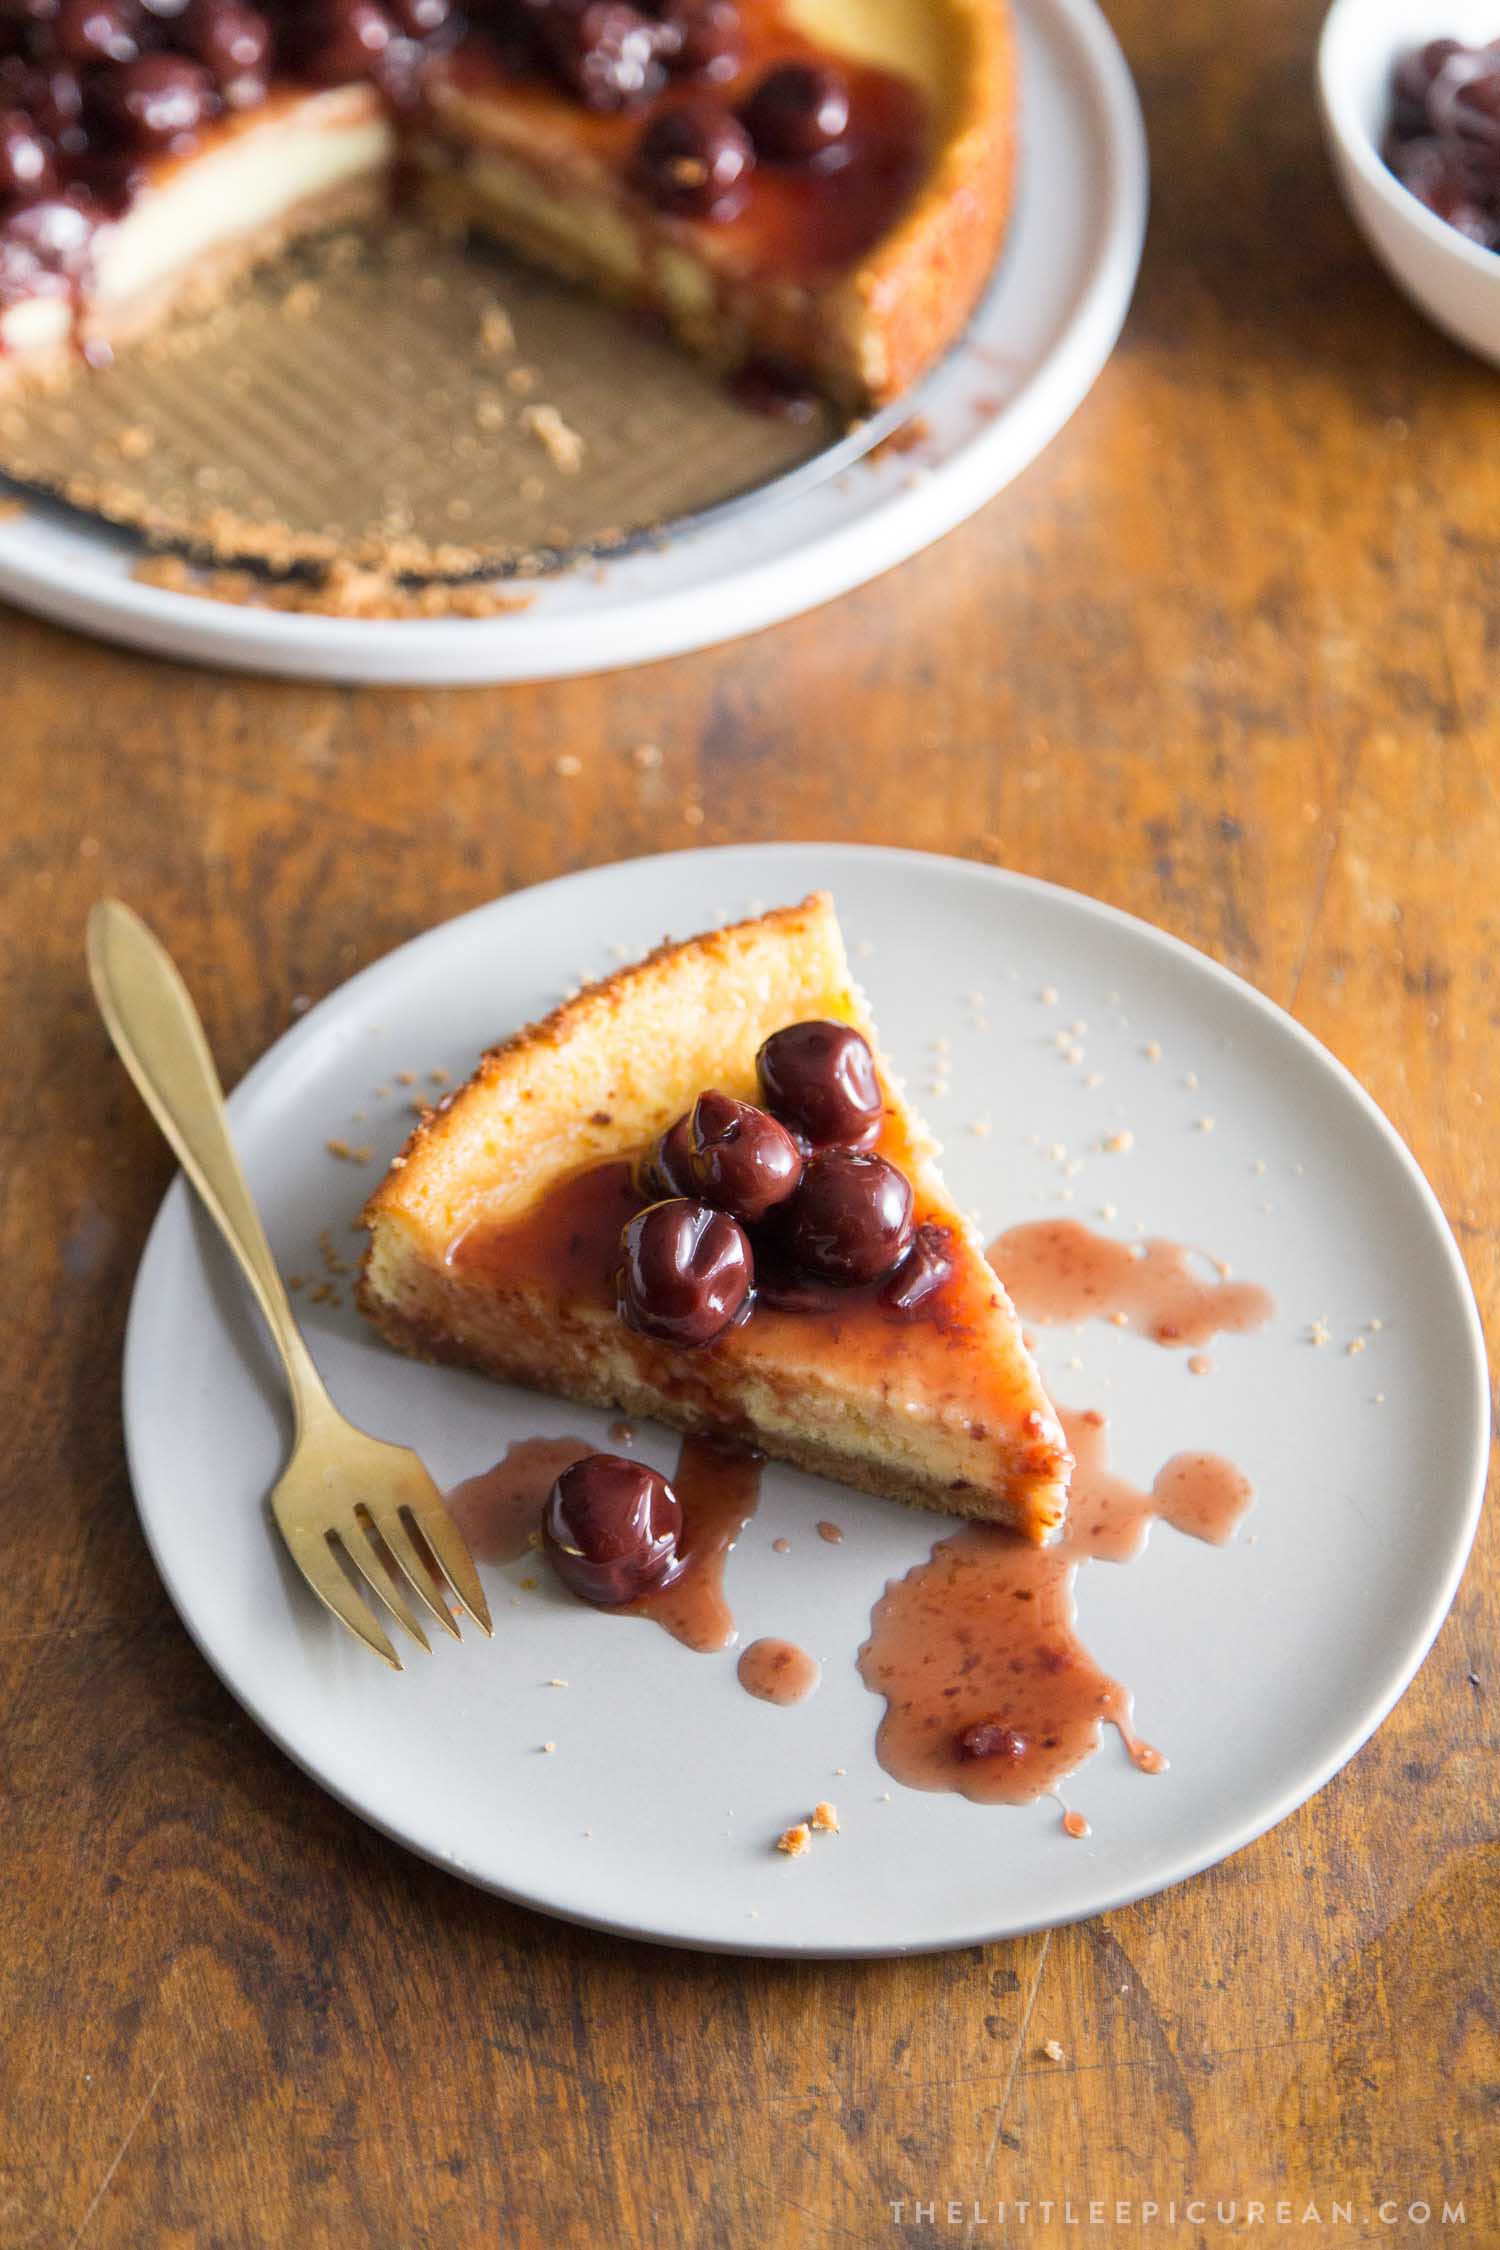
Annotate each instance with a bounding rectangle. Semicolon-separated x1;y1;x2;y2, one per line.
0;0;1012;410
359;892;1071;1541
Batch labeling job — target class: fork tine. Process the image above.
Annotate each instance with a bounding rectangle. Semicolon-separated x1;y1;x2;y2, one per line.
362;1506;462;1639
284;1525;403;1670
405;1499;494;1636
334;1532;432;1652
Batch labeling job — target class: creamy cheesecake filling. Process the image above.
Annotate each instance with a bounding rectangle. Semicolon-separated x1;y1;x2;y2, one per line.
95;88;391;312
0;87;391;374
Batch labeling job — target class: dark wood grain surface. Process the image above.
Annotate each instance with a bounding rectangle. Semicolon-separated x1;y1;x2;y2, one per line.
3;2;1496;2242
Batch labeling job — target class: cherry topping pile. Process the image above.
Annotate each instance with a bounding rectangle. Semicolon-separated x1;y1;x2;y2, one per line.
1385;36;1500;251
542;1451;685;1604
616;1019;954;1349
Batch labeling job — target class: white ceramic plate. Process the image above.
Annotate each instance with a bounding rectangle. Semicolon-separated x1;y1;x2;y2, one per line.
122;846;1488;1955
0;0;1146;684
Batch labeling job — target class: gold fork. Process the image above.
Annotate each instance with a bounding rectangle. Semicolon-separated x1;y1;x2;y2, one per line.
88;898;492;1669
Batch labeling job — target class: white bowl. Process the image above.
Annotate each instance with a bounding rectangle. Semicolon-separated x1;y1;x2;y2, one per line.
1319;0;1500;365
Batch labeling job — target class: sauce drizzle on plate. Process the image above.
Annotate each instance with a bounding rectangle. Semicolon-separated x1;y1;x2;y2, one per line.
857;1407;1253;1805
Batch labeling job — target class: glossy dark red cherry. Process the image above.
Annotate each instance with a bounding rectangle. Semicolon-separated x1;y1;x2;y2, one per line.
633;93;752;217
776;1147;914;1286
387;0;451;31
26;62;85;148
53;0;139;67
1389;132;1493;238
98;54;214;147
1386;35;1500;245
740;60;848;161
881;1222;954;1315
618;1197;753;1345
1392;36;1463;131
1451;68;1500;147
678;1089;802;1219
295;0;395;83
0;0;62;39
634;1112;696;1200
542;1452;684;1605
654;0;738;81
542;0;666;113
178;0;273;102
0;104;56;197
756;1019;882;1148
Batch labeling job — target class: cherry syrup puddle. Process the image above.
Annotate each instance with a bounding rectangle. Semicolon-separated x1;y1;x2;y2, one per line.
446;1215;1269;1821
988;1219;1273;1350
850;1214;1270;1819
856;1408;1253;1809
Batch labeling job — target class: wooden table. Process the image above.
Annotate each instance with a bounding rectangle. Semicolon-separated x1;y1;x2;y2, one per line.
4;3;1496;2241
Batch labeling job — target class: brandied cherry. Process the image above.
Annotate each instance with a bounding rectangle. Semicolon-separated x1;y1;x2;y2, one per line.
679;1089;802;1220
757;1018;882;1148
1390;134;1493;238
295;0;395;82
1385;36;1500;243
387;0;450;31
0;0;61;38
482;0;550;73
1450;68;1500;148
0;105;56;197
178;0;273;102
54;0;139;67
633;94;752;218
98;54;213;146
633;1112;696;1200
542;1452;684;1605
776;1147;913;1286
654;0;739;81
740;60;848;161
1392;36;1463;131
618;1196;753;1345
542;0;666;113
27;62;85;148
956;1718;1027;1763
881;1222;954;1315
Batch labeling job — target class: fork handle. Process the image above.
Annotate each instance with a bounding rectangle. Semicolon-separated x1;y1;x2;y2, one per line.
88;899;333;1433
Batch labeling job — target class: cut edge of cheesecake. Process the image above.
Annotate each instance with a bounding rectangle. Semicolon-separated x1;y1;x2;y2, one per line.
0;86;394;393
358;890;1071;1543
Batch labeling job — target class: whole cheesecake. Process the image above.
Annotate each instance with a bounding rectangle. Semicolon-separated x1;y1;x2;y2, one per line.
0;0;1014;411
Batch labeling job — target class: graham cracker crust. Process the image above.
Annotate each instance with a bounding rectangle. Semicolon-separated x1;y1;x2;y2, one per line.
0;218;840;586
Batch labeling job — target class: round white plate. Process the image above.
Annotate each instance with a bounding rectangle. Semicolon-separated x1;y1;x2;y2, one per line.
0;0;1146;684
123;846;1488;1954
